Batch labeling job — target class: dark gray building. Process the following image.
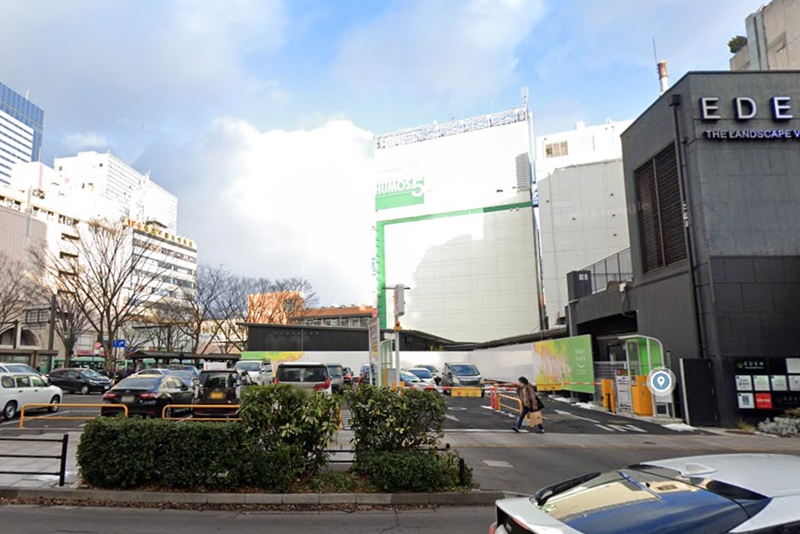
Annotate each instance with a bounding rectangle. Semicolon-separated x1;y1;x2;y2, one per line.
568;71;800;427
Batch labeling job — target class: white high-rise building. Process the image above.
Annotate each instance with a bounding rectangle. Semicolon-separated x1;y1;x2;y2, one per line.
536;119;633;325
374;106;544;342
0;82;44;186
54;151;178;232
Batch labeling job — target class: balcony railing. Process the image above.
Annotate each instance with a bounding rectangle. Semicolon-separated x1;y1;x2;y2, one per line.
582;248;633;296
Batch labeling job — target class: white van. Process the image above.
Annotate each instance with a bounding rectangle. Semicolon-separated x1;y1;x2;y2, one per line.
1;373;64;420
234;360;273;386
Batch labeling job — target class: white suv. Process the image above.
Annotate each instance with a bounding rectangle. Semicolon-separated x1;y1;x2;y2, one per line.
234;360;273;385
0;372;64;420
274;362;331;394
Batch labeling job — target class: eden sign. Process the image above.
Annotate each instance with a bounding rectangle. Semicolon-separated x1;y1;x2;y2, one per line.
700;95;800;141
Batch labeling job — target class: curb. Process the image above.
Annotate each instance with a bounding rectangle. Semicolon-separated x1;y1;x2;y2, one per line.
0;487;506;506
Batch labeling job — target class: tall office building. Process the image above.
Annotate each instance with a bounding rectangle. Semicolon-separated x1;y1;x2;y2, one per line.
55;151;178;232
0;83;44;185
374;106;545;343
730;0;800;70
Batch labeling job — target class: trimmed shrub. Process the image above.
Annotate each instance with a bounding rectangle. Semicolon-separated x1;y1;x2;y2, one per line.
347;386;446;455
239;385;340;474
77;418;303;490
355;450;471;492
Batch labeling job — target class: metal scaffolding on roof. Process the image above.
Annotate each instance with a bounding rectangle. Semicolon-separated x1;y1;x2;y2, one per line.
375;106;528;150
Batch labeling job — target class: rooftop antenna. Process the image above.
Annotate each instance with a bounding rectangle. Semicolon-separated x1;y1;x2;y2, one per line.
521;86;529;107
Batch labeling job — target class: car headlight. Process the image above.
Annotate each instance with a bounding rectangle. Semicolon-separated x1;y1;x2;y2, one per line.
453;377;461;384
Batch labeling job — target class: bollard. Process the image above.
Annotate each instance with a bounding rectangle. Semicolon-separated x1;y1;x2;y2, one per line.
459;457;467;487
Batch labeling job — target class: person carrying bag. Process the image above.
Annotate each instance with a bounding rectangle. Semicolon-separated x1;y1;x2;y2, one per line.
512;376;545;433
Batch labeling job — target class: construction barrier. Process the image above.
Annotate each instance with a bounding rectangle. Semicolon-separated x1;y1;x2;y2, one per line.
19;404;128;429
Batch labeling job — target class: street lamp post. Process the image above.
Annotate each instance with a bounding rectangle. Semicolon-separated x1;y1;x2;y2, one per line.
384;284;409;387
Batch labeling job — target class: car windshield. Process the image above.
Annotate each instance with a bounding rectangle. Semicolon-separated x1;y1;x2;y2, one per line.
327;365;343;378
5;364;37;373
417;365;436;373
402;372;420;382
235;361;261;372
451;365;479;376
277;366;328;382
409;369;433;379
199;372;237;388
82;369;103;378
534;468;758;534
116;377;161;389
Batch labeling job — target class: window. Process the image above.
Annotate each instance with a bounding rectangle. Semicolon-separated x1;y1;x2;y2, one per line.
15;376;31;387
1;376;13;388
634;143;686;273
30;376;46;387
545;141;568;158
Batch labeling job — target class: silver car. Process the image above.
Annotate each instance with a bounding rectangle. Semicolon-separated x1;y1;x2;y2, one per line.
490;453;800;533
274;362;331;395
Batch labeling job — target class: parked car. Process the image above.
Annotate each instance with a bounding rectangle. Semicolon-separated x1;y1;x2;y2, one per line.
342;367;354;386
490;454;800;534
0;372;63;420
192;370;252;419
47;367;113;394
400;371;432;391
234;360;273;385
414;364;441;384
166;364;200;379
274;362;332;395
0;363;39;374
441;363;484;393
168;370;197;388
405;367;437;386
326;364;345;393
132;368;171;376
102;375;193;418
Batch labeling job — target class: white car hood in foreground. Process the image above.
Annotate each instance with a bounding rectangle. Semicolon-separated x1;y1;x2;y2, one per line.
495;497;583;534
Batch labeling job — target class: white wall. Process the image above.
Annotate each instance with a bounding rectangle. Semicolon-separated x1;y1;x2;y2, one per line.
376;115;542;342
538;159;630;321
535;120;633;181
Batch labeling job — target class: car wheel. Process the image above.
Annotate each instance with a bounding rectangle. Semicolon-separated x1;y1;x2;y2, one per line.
80;384;90;395
48;396;61;412
3;401;17;420
163;405;174;419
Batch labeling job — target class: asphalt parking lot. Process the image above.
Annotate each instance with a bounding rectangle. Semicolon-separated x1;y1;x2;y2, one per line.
443;395;709;435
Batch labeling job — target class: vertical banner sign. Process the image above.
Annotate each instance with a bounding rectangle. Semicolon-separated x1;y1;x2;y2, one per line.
368;317;380;366
532;335;595;393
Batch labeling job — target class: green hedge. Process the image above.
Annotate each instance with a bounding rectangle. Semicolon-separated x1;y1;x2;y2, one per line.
355;450;471;492
77;418;303;490
346;386;446;455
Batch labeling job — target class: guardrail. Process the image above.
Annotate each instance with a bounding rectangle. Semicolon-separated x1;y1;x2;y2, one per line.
19;404;128;428
0;434;69;486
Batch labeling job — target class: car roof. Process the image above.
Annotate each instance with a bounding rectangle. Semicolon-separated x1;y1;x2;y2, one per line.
278;362;326;367
645;454;800;498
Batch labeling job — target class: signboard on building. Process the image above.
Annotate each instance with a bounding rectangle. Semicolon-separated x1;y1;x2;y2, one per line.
733;357;800;411
532;335;594;394
375;177;425;211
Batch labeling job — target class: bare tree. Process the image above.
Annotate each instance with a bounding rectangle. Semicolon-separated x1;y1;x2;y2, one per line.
214;274;250;353
177;264;229;353
0;252;36;342
246;276;319;324
30;218;168;367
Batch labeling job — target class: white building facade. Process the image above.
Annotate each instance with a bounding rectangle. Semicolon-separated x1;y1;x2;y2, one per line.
374;106;545;343
0;110;35;185
535;119;633;325
730;0;800;71
54;151;178;232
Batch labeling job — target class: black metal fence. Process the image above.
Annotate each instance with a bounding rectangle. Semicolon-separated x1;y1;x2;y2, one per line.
582;248;633;295
0;434;69;487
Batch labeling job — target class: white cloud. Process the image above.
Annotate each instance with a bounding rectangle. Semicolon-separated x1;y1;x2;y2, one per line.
167;117;377;306
333;0;545;99
63;132;109;151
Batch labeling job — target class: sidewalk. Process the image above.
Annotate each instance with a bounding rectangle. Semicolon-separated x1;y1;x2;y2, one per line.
0;432;81;489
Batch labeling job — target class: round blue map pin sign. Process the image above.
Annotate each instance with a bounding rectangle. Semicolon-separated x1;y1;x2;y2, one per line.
647;368;676;398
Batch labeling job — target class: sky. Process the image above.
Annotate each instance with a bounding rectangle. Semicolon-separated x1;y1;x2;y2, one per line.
0;0;764;306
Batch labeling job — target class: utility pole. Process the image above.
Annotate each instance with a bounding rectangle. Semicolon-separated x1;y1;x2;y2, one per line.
385;284;409;387
47;294;57;351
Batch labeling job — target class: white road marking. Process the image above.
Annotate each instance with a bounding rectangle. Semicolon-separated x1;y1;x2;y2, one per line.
594;424;617;432
554;409;598;423
483;460;514;468
619;424;647;433
445;414;459;422
446;429;529;433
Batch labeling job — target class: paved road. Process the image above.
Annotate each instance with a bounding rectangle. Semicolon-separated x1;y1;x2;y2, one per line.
444;395;706;435
0;393;109;432
0;504;496;533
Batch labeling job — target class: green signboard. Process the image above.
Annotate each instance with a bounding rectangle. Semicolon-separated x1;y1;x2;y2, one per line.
532;335;595;394
375;177;425;210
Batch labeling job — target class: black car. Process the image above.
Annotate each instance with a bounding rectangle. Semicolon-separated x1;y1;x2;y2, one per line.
193;370;252;418
102;375;193;418
441;363;484;394
47;367;113;394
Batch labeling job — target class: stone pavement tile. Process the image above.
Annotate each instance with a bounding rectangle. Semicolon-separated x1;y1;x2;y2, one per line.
10;480;47;488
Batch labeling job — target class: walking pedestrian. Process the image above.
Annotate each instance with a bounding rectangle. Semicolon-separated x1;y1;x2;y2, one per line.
512;376;545;433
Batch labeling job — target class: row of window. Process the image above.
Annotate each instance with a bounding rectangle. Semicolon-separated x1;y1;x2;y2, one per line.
544;140;569;158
